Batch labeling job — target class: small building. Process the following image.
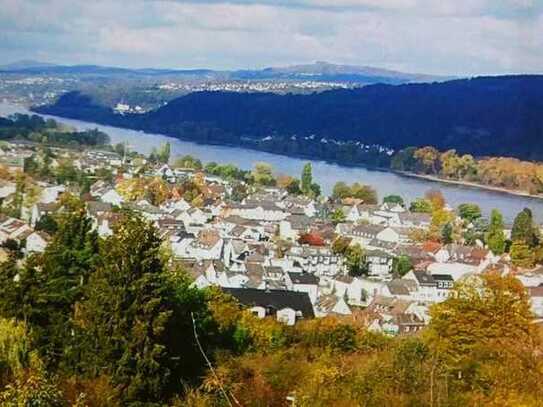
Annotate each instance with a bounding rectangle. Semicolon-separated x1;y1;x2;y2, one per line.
223;287;314;325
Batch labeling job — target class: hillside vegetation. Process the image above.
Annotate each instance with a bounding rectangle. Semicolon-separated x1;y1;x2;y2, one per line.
36;75;543;161
0;205;542;406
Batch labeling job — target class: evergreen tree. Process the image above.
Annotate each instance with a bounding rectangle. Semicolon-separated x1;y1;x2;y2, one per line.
310;182;321;198
485;209;506;255
441;222;454;244
80;214;188;403
34;209;99;370
158;142;171;164
511;208;539;247
383;195;405;207
345;244;368;277
0;256;23;319
457;203;482;223
301;162;312;195
392;255;413;277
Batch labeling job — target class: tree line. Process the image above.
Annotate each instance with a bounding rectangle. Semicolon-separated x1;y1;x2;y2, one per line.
392;146;543;195
0;113;110;147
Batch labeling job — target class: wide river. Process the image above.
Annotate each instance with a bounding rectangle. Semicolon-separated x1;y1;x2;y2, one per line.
2;101;543;222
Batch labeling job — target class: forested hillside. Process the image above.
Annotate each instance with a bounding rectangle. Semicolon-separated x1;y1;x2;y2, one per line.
1;206;542;406
36;75;543;160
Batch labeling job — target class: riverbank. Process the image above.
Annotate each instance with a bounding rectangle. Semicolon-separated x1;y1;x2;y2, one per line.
3;100;543;221
395;171;543;201
31;104;543;202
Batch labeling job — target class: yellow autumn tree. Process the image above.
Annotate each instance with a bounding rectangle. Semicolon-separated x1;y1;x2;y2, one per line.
425;273;543;405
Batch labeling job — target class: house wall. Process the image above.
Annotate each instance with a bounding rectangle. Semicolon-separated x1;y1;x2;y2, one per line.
277;308;297;325
250;306;266;319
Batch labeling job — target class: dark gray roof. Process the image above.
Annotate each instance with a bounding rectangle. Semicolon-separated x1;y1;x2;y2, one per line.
288;272;318;285
432;274;454;281
387;280;411;296
223;288;315;318
412;271;436;287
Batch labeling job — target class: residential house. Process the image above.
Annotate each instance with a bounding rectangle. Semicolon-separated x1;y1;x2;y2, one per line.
223;287;315;325
286;272;319;304
529;286;543;318
402;270;438;303
279;214;312;241
366;249;394;280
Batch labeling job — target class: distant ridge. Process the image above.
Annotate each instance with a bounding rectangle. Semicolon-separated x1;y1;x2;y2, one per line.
243;61;449;83
0;60;448;84
0;59;57;71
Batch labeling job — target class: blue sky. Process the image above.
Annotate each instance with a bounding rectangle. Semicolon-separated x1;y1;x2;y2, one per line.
1;0;542;75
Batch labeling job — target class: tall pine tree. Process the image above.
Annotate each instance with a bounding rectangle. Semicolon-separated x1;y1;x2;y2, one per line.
511;208;539;247
485;209;506;255
301;162;312;195
80;213;185;403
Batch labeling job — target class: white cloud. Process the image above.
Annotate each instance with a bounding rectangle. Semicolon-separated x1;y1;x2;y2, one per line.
0;0;541;75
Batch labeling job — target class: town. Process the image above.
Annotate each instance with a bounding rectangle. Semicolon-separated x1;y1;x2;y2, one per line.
1;114;542;337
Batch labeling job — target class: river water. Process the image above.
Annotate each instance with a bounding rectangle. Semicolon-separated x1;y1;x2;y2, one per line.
2;101;543;223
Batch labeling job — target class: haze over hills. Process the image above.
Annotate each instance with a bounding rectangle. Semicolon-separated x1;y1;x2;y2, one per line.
0;60;449;84
0;59;58;71
35;75;543;162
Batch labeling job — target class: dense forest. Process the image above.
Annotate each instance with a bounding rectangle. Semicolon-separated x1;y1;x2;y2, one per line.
1;205;542;406
36;75;543;161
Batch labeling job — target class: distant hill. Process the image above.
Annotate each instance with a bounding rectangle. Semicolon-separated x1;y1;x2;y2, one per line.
1;60;446;84
34;75;543;161
233;61;447;83
0;59;57;71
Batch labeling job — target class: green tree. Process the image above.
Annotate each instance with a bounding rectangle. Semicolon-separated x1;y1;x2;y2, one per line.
330;208;346;225
332;182;350;200
79;214;191;403
230;182;248;202
6;174;25;218
392;255;413;277
301;163;312;195
34;214;58;235
463;217;488;246
390;147;417;171
286;179;302;195
0;318;32;379
331;182;376;203
383;195;405;207
35;209;100;370
310;182;321;198
441;222;454;244
511;208;539;247
114;142;126;157
485;209;505;255
345;244;368;277
350;183;377;204
457;203;482;223
409;198;432;213
251;162;275;186
173;155;202;170
157;142;171;164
